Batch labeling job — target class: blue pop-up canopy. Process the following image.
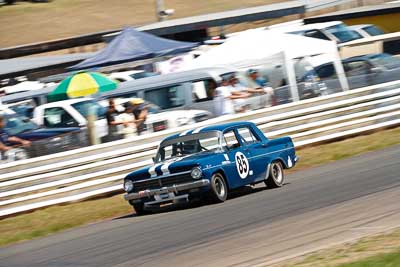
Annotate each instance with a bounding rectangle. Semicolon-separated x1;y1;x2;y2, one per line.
70;27;199;70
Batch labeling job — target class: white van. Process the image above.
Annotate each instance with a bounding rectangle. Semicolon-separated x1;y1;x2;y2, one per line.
32;98;109;139
274;21;363;44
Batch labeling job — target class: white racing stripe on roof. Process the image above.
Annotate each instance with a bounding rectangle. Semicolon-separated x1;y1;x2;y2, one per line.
192;126;207;134
179;129;191;136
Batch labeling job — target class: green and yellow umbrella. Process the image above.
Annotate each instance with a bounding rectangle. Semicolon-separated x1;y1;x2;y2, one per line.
48;72;118;102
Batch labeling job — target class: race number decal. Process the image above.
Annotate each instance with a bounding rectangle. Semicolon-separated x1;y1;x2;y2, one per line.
235;152;249;179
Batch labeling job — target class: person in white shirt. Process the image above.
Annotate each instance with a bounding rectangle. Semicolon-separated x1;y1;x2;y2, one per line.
214;75;249;116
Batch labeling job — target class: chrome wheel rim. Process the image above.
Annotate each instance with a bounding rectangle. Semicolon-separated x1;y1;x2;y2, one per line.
214;176;226;197
272;163;283;183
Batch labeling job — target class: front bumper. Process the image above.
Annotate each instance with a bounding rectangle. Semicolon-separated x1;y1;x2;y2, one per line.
124;179;210;201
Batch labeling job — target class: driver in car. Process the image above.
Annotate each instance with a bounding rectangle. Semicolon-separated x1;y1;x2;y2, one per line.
0;116;31;154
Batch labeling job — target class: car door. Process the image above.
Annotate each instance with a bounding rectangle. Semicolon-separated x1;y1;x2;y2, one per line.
343;60;372;89
236;126;269;183
221;129;251;188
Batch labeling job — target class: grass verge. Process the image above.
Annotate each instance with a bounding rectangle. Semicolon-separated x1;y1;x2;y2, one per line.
0;126;400;248
278;229;400;267
339;250;400;267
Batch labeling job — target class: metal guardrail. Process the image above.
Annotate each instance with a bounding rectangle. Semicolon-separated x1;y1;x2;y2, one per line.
0;81;400;217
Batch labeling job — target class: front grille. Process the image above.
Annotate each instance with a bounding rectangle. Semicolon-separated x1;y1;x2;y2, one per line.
161;174;193;187
134;179;160;192
133;173;194;192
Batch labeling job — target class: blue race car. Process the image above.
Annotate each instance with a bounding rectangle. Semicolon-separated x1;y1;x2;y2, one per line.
123;121;298;214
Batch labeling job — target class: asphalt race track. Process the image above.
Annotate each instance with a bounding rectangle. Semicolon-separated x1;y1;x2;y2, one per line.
1;145;400;267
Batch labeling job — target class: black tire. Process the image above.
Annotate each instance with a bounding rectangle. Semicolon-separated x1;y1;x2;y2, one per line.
132;201;150;216
265;161;284;188
208;173;228;203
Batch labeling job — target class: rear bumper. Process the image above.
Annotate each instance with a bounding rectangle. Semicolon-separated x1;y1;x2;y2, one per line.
124;179;210;201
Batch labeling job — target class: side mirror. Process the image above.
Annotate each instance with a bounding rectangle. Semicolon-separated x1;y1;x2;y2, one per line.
152;157;156;163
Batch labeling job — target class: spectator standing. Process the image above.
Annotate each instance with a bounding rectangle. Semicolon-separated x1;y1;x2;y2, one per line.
124;98;148;135
248;69;269;88
105;98;123;142
214;75;249;116
247;69;275;106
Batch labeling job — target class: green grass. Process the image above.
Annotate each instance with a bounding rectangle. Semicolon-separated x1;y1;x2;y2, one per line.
280;229;400;267
338;250;400;267
0;126;400;248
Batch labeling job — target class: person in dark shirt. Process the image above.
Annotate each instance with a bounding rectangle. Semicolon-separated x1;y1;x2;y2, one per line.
124;98;148;135
0;115;31;153
105;98;123;142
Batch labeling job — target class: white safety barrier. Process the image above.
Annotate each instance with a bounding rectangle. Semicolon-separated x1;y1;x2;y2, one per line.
2;79;399;176
0;81;400;217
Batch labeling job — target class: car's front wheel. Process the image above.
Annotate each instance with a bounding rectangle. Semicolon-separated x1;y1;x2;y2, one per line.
131;201;150;216
265;161;284;188
208;173;228;203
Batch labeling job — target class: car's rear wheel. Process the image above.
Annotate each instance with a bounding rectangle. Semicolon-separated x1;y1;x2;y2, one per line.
208;173;228;203
265;161;284;188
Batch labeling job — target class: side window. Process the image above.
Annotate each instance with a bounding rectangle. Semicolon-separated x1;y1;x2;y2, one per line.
344;61;371;76
192;79;217;102
144;84;185;110
237;127;260;145
223;130;241;150
316;64;336;79
44;107;79;128
305;30;330;40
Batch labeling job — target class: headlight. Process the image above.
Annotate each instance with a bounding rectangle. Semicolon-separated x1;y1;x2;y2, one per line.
191;167;202;179
124;180;133;192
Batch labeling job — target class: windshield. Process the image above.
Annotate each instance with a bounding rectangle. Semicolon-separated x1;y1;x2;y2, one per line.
156;131;221;163
4;114;38;135
72;100;107;119
331;30;363;43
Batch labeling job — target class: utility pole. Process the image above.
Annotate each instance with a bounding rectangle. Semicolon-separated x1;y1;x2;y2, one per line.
155;0;174;22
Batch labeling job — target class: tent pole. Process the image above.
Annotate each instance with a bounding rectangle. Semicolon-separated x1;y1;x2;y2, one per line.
332;51;349;91
284;52;300;102
156;0;165;22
